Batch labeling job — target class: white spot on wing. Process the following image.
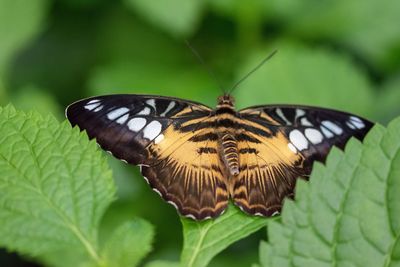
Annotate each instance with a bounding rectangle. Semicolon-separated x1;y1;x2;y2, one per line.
84;101;101;111
137;107;151;115
152;188;162;196
154;134;164;144
254;212;264;216
87;99;100;104
107;107;129;120
305;128;324;144
276;108;291;125
143;121;162;140
146;99;156;110
300;117;313;127
289;130;308;151
185;214;196;220
116;114;129;124
160;101;176;116
346;121;356;129
320;126;334;138
321;121;343;135
349;116;365;129
167;201;178;210
288;143;298;153
94;105;103;112
295;109;305;119
127;118;147;132
271;211;280;216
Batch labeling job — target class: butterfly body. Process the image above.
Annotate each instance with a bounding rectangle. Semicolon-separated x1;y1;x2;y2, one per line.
67;94;373;220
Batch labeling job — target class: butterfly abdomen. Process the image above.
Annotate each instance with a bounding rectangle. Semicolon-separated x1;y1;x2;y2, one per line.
220;133;239;176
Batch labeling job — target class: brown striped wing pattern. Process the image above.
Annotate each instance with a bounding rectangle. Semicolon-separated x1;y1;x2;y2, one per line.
142;125;229;220
232;129;305;216
232;105;373;216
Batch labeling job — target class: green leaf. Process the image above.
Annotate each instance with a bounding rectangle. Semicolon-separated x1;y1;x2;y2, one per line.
181;204;269;267
0;0;49;74
102;219;154;267
11;86;62;120
258;241;270;267
375;76;400;123
260;117;400;267
235;43;374;116
0;105;115;266
56;0;104;8
0;78;6;105
144;260;180;267
267;0;400;71
124;0;204;37
39;247;98;267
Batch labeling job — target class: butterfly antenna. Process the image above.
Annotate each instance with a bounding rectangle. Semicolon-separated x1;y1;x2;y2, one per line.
229;49;278;95
185;40;225;94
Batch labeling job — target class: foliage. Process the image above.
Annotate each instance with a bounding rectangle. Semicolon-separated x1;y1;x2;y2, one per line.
259;118;400;267
181;204;269;267
0;0;399;266
0;0;49;75
266;0;400;71
235;43;374;115
0;106;152;267
124;0;204;37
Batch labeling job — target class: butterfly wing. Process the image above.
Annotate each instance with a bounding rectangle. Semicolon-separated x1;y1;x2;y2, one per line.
66;94;229;219
142;126;229;220
233;105;374;216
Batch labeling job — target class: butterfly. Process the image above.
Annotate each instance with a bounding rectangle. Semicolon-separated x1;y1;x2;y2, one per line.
66;93;373;220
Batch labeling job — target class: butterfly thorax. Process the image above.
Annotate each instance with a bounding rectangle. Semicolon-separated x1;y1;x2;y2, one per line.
216;94;235;110
215;94;240;177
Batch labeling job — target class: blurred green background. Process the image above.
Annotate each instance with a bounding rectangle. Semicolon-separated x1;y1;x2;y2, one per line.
0;0;399;266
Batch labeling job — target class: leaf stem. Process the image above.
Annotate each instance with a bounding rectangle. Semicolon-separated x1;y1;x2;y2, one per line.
187;223;213;267
68;224;105;267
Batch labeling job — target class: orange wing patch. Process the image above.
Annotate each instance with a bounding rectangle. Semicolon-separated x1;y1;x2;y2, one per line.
232;130;306;216
141;125;229;220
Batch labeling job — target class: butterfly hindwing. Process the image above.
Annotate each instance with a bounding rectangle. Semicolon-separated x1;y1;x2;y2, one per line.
142;126;229;220
231;129;305;216
66;94;229;219
233;105;373;216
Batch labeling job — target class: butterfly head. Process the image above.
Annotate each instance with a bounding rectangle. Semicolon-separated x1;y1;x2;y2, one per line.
217;94;235;109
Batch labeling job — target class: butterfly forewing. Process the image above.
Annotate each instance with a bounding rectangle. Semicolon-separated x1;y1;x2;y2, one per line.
66;94;211;165
239;104;373;162
233;105;373;215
